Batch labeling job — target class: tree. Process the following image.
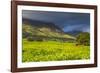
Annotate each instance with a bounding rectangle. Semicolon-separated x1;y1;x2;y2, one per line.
76;32;90;46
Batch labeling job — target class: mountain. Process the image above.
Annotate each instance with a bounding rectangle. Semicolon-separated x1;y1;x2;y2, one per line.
22;18;64;33
22;18;75;40
65;30;83;37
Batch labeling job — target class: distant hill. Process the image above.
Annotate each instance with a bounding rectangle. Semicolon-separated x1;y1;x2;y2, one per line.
22;18;75;41
66;30;83;37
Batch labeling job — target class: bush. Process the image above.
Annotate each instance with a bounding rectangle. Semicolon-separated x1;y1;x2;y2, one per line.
27;37;34;41
76;32;90;46
27;36;43;41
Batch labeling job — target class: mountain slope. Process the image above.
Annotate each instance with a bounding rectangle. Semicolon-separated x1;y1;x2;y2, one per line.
66;30;83;37
22;18;75;40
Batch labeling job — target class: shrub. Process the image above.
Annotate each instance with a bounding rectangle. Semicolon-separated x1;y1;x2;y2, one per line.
27;37;34;41
27;36;43;41
76;32;90;46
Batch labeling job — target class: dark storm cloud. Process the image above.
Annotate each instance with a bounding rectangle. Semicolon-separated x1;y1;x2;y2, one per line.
22;10;90;32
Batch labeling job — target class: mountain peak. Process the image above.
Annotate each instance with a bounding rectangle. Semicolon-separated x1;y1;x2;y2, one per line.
22;18;63;33
22;18;75;40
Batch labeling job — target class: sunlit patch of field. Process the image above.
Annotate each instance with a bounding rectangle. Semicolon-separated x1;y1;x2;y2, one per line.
22;39;90;62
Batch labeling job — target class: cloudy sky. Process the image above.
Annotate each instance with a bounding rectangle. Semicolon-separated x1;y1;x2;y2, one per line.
22;10;90;32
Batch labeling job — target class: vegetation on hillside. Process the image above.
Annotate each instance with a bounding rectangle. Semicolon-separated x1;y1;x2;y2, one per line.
22;19;90;62
22;39;90;62
22;24;75;40
76;32;90;46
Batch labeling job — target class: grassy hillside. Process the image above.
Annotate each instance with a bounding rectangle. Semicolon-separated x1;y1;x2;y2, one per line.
22;19;90;62
22;23;75;40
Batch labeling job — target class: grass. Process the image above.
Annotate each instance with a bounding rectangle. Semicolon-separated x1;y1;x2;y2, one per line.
22;39;90;62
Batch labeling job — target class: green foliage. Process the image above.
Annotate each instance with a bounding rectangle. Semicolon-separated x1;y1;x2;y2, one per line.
27;37;34;41
76;32;90;46
22;39;90;62
22;23;90;62
27;37;43;41
22;24;75;40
